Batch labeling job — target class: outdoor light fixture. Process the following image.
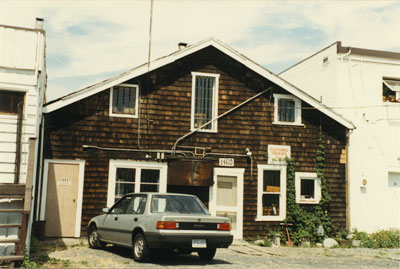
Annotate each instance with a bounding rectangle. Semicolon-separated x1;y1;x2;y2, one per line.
245;148;252;156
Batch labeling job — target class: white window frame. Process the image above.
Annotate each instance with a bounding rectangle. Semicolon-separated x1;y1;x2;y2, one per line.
273;93;303;126
191;72;220;132
107;160;167;207
256;164;287;221
109;84;139;118
295;172;321;204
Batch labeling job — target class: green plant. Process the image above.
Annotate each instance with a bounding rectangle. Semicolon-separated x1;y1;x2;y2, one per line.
284;126;334;244
351;229;400;248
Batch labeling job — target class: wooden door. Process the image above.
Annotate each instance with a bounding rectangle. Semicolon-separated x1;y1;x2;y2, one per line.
44;163;79;237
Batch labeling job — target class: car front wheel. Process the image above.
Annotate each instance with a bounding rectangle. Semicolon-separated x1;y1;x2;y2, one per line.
132;233;149;262
88;225;105;249
198;248;216;261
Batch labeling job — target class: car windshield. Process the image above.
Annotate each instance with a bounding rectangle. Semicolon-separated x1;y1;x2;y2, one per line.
151;195;209;215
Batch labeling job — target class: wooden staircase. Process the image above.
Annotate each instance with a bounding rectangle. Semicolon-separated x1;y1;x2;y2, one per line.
0;183;32;264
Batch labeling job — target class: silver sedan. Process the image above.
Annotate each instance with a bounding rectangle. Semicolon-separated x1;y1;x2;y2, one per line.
87;193;233;262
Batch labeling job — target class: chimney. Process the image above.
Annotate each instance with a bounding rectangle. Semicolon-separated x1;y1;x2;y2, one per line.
35;18;44;30
178;42;188;50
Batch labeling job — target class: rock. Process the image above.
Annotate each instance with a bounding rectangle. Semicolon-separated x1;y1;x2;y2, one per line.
254;239;264;246
323;238;339;248
346;234;354;240
316;243;323;248
352;240;361;247
301;241;311;247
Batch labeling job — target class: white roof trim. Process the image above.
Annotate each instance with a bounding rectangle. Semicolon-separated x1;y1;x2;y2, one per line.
43;37;354;129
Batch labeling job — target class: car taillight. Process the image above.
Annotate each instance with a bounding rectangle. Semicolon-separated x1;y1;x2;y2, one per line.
217;223;231;231
156;221;179;229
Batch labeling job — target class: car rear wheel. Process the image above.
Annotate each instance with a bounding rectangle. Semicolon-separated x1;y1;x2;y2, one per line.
198;248;216;261
88;225;105;249
132;233;149;262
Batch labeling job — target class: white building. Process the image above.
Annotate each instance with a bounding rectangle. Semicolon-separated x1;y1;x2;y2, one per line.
280;41;400;233
0;19;47;258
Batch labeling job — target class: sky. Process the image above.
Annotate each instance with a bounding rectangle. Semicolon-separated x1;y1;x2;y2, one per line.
1;0;400;101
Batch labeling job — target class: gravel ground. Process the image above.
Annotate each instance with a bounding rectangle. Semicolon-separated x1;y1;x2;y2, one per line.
29;238;400;268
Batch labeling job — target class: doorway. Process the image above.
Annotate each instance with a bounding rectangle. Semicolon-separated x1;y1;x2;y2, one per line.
209;168;244;239
41;160;85;237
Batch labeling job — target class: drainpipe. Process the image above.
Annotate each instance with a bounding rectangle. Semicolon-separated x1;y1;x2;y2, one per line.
172;87;273;155
345;129;352;231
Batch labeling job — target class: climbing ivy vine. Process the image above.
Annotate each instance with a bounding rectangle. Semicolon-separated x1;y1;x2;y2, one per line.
284;125;334;244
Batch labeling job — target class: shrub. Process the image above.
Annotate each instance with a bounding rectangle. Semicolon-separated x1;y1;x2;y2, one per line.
352;229;400;248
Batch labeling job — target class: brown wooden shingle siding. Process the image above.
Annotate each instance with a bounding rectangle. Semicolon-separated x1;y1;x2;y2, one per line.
44;46;347;238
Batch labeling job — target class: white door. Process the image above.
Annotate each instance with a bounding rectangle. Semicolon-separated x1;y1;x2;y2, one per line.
209;168;244;239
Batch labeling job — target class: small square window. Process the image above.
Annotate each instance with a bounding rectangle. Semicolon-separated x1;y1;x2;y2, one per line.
383;78;400;103
0;90;24;115
110;84;139;118
295;172;321;204
273;94;302;125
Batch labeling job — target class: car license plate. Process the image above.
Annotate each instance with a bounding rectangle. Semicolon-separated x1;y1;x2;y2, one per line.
192;239;207;248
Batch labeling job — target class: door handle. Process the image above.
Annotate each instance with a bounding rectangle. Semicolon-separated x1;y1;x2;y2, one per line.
134;218;138;222
114;217;118;221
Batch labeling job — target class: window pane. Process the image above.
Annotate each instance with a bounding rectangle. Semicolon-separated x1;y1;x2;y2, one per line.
301;179;315;199
262;194;280;216
112;86;136;115
263;170;280;192
140;183;159;192
111;196;132;214
217;176;237;207
194;76;214;130
0;91;24;114
115;168;135;202
140;169;160;183
278;99;295;122
115;183;134;202
116;168;135;183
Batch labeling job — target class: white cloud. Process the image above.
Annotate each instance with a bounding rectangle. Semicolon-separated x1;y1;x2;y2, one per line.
1;0;399;100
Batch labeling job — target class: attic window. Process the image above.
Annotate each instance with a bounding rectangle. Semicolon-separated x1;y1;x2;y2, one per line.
0;90;24;115
191;72;220;132
383;78;400;103
110;84;139;118
273;94;302;125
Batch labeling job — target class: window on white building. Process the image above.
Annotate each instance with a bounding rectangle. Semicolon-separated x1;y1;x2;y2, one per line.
273;94;302;125
383;78;400;103
110;84;139;118
295;172;321;204
256;164;286;221
191;72;219;132
107;160;167;207
0;90;24;115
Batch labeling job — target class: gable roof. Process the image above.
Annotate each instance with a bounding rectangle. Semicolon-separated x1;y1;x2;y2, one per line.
43;37;354;129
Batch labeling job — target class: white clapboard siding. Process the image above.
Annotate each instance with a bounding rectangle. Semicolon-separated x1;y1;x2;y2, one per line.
0;162;15;173
0;142;17;152
0;27;37;70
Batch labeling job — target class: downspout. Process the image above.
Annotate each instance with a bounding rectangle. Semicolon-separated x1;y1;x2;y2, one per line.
172;87;273;154
345;129;351;231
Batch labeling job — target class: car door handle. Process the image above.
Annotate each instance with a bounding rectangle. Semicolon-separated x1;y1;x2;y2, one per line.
114;217;118;221
134;218;138;222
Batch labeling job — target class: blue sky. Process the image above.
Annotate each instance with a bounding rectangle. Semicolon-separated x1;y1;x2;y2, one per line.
1;0;400;101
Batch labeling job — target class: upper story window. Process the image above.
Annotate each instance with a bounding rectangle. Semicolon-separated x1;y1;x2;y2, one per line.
295;172;321;204
110;84;139;118
273;94;302;125
0;90;24;115
191;72;220;132
383;78;400;103
256;164;287;221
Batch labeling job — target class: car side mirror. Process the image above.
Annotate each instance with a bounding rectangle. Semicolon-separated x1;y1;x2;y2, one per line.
102;208;109;213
